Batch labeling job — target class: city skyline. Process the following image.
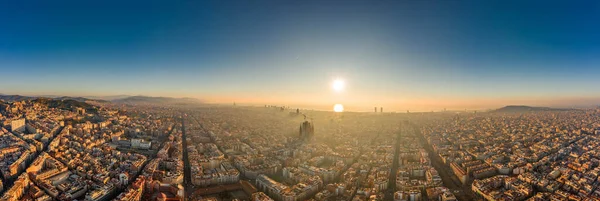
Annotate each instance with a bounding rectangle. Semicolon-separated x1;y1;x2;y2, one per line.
2;1;600;111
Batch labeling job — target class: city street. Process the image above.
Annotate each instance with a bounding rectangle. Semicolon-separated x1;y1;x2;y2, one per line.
414;124;474;201
181;115;192;200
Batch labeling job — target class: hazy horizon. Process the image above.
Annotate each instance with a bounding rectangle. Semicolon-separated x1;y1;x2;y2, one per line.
3;91;600;112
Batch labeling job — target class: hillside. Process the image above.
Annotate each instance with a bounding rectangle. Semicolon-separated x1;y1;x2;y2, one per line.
0;94;36;102
492;105;575;113
52;96;108;103
112;96;202;105
83;95;131;101
33;98;95;109
0;94;108;103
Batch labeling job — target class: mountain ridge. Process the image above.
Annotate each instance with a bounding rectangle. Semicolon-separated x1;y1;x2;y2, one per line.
0;94;200;105
492;105;576;113
111;96;203;105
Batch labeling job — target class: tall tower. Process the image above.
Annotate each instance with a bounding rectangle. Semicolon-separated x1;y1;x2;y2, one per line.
299;121;314;141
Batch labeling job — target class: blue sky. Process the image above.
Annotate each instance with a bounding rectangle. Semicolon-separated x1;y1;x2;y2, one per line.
1;0;600;110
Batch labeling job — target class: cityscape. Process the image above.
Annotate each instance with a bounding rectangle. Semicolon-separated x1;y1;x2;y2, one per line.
2;1;600;201
3;97;600;201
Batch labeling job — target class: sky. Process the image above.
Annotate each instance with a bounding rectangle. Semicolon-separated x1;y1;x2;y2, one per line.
1;0;600;111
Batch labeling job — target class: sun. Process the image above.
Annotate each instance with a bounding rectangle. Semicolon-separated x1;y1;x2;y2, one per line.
333;104;344;112
332;78;345;92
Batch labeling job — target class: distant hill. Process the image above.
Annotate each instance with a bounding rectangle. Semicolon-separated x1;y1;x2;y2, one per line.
492;105;575;113
29;98;99;114
33;98;93;108
0;94;35;102
83;95;131;101
0;93;198;105
51;96;109;103
0;94;107;104
112;96;202;105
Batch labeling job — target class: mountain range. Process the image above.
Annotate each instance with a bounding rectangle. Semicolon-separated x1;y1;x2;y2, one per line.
111;96;202;105
492;105;576;113
0;94;202;105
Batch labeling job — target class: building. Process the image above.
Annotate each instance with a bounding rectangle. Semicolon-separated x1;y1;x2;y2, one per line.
252;192;275;201
119;173;129;186
10;118;26;133
441;192;457;201
1;173;30;201
299;121;314;141
131;139;151;150
256;175;288;201
450;162;468;184
84;184;117;201
73;107;86;115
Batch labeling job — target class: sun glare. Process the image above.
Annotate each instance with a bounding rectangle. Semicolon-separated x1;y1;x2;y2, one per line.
332;79;345;92
333;104;344;112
